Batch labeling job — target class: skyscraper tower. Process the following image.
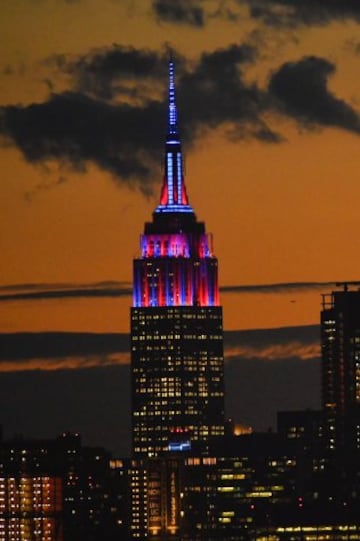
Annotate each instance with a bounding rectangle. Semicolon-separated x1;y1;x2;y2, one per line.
321;284;360;450
131;62;225;457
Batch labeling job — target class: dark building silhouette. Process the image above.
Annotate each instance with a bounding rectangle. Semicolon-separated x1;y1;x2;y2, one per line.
321;284;360;451
0;432;128;541
131;62;225;458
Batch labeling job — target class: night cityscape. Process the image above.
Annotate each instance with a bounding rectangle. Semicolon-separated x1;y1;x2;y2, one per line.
2;1;360;540
1;59;360;540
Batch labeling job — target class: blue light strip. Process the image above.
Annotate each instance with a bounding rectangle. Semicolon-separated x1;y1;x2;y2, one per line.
168;61;178;135
155;204;194;213
133;267;142;307
177;152;182;204
168;441;191;452
181;265;186;304
167;152;173;204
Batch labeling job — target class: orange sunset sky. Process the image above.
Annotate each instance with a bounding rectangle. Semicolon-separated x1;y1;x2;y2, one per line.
1;0;360;454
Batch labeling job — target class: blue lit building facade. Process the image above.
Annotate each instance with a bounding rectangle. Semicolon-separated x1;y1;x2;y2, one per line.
131;62;225;458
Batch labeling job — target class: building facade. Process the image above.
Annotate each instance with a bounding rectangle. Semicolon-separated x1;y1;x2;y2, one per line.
131;62;225;458
321;284;360;450
0;432;126;541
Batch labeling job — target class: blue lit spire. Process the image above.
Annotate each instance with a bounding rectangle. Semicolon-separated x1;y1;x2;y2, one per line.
168;60;178;139
156;61;193;214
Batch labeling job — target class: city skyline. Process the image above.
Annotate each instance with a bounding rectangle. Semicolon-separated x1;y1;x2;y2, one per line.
1;0;360;454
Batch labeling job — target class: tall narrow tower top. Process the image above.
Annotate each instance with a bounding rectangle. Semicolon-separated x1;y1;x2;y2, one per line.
155;61;193;214
168;60;178;138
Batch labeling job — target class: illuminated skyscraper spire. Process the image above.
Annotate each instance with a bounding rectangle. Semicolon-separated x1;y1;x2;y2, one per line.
133;59;220;309
156;61;192;213
168;60;178;137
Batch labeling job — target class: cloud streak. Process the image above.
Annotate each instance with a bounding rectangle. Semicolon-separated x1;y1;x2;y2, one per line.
221;281;341;294
0;280;347;303
0;282;132;302
0;353;129;373
0;324;319;372
226;342;319;362
0;332;129;362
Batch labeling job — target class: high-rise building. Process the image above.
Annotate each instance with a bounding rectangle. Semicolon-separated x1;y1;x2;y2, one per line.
130;62;225;457
321;284;360;450
0;475;62;541
0;432;125;541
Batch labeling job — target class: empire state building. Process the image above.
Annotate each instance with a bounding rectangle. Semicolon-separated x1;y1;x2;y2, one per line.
131;62;225;457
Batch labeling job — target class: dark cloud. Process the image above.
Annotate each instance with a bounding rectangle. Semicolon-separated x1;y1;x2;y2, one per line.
72;43;274;141
4;46;359;192
60;42;263;135
151;0;241;26
0;91;164;193
177;44;279;142
0;43;282;192
244;0;360;27
209;1;240;22
152;0;205;27
0;282;132;302
57;45;170;101
221;281;339;294
269;56;360;134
